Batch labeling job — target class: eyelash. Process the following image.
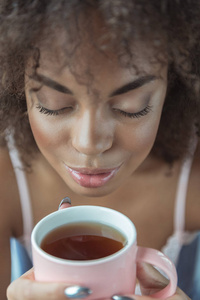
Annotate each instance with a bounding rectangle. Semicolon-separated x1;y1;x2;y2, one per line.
36;105;69;116
36;104;152;119
115;104;152;119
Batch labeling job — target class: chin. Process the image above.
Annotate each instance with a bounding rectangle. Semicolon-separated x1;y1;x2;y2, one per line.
67;181;118;198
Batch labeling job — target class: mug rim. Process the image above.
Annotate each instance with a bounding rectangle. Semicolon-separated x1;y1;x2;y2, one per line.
31;205;137;266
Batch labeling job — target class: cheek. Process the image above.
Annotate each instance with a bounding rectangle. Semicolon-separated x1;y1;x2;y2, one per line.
28;113;70;157
121;95;165;156
118;115;161;156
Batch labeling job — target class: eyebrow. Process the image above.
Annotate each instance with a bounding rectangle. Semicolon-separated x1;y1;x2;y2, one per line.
31;73;157;96
30;73;73;94
110;75;157;97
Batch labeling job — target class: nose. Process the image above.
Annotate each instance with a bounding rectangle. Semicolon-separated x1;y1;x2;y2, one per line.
72;109;113;155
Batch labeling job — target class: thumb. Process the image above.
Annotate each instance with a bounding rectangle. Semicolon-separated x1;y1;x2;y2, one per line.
136;262;169;296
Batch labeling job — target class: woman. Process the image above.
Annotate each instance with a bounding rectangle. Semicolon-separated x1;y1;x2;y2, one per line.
0;1;200;299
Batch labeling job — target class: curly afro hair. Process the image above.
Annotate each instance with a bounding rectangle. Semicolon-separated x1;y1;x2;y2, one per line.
0;0;200;168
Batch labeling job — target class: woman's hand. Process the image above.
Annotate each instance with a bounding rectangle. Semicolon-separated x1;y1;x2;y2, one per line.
7;263;189;300
7;198;91;300
112;262;190;300
7;268;91;300
7;268;68;300
59;200;188;300
8;200;188;300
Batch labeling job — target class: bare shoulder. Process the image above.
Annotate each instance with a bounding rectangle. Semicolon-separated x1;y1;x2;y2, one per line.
0;145;22;232
186;140;200;231
0;146;23;298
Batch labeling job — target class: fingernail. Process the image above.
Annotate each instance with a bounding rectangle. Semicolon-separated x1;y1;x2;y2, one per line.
58;197;71;210
64;286;92;298
112;296;135;300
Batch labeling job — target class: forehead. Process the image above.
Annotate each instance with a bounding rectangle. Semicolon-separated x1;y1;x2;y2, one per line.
32;41;166;84
28;9;167;87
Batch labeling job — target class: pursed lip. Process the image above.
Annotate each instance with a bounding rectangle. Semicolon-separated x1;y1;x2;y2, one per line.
64;164;121;188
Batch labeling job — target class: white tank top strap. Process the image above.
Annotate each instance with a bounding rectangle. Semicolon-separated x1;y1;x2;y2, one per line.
174;136;198;243
6;131;33;253
162;136;198;265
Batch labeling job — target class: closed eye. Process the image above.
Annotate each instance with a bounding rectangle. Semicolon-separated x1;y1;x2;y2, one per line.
36;104;72;116
114;105;152;119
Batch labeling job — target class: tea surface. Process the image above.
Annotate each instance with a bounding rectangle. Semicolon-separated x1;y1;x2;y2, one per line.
41;222;126;260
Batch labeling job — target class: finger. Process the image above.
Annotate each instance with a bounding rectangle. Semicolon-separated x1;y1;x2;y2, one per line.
7;268;91;300
136;263;190;299
58;197;71;210
112;261;190;300
112;290;190;300
167;287;191;300
136;262;169;295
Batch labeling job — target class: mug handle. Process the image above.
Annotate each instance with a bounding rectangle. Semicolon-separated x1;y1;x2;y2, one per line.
136;246;178;299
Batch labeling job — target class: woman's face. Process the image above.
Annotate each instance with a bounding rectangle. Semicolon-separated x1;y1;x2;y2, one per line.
25;36;167;197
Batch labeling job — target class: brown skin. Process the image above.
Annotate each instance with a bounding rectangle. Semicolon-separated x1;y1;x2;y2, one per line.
3;130;200;300
2;29;200;300
25;42;167;198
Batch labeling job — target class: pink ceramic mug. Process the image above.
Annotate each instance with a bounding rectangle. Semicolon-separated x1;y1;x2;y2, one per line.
31;205;177;299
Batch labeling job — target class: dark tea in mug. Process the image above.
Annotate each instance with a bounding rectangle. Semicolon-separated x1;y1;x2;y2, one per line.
41;222;126;260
